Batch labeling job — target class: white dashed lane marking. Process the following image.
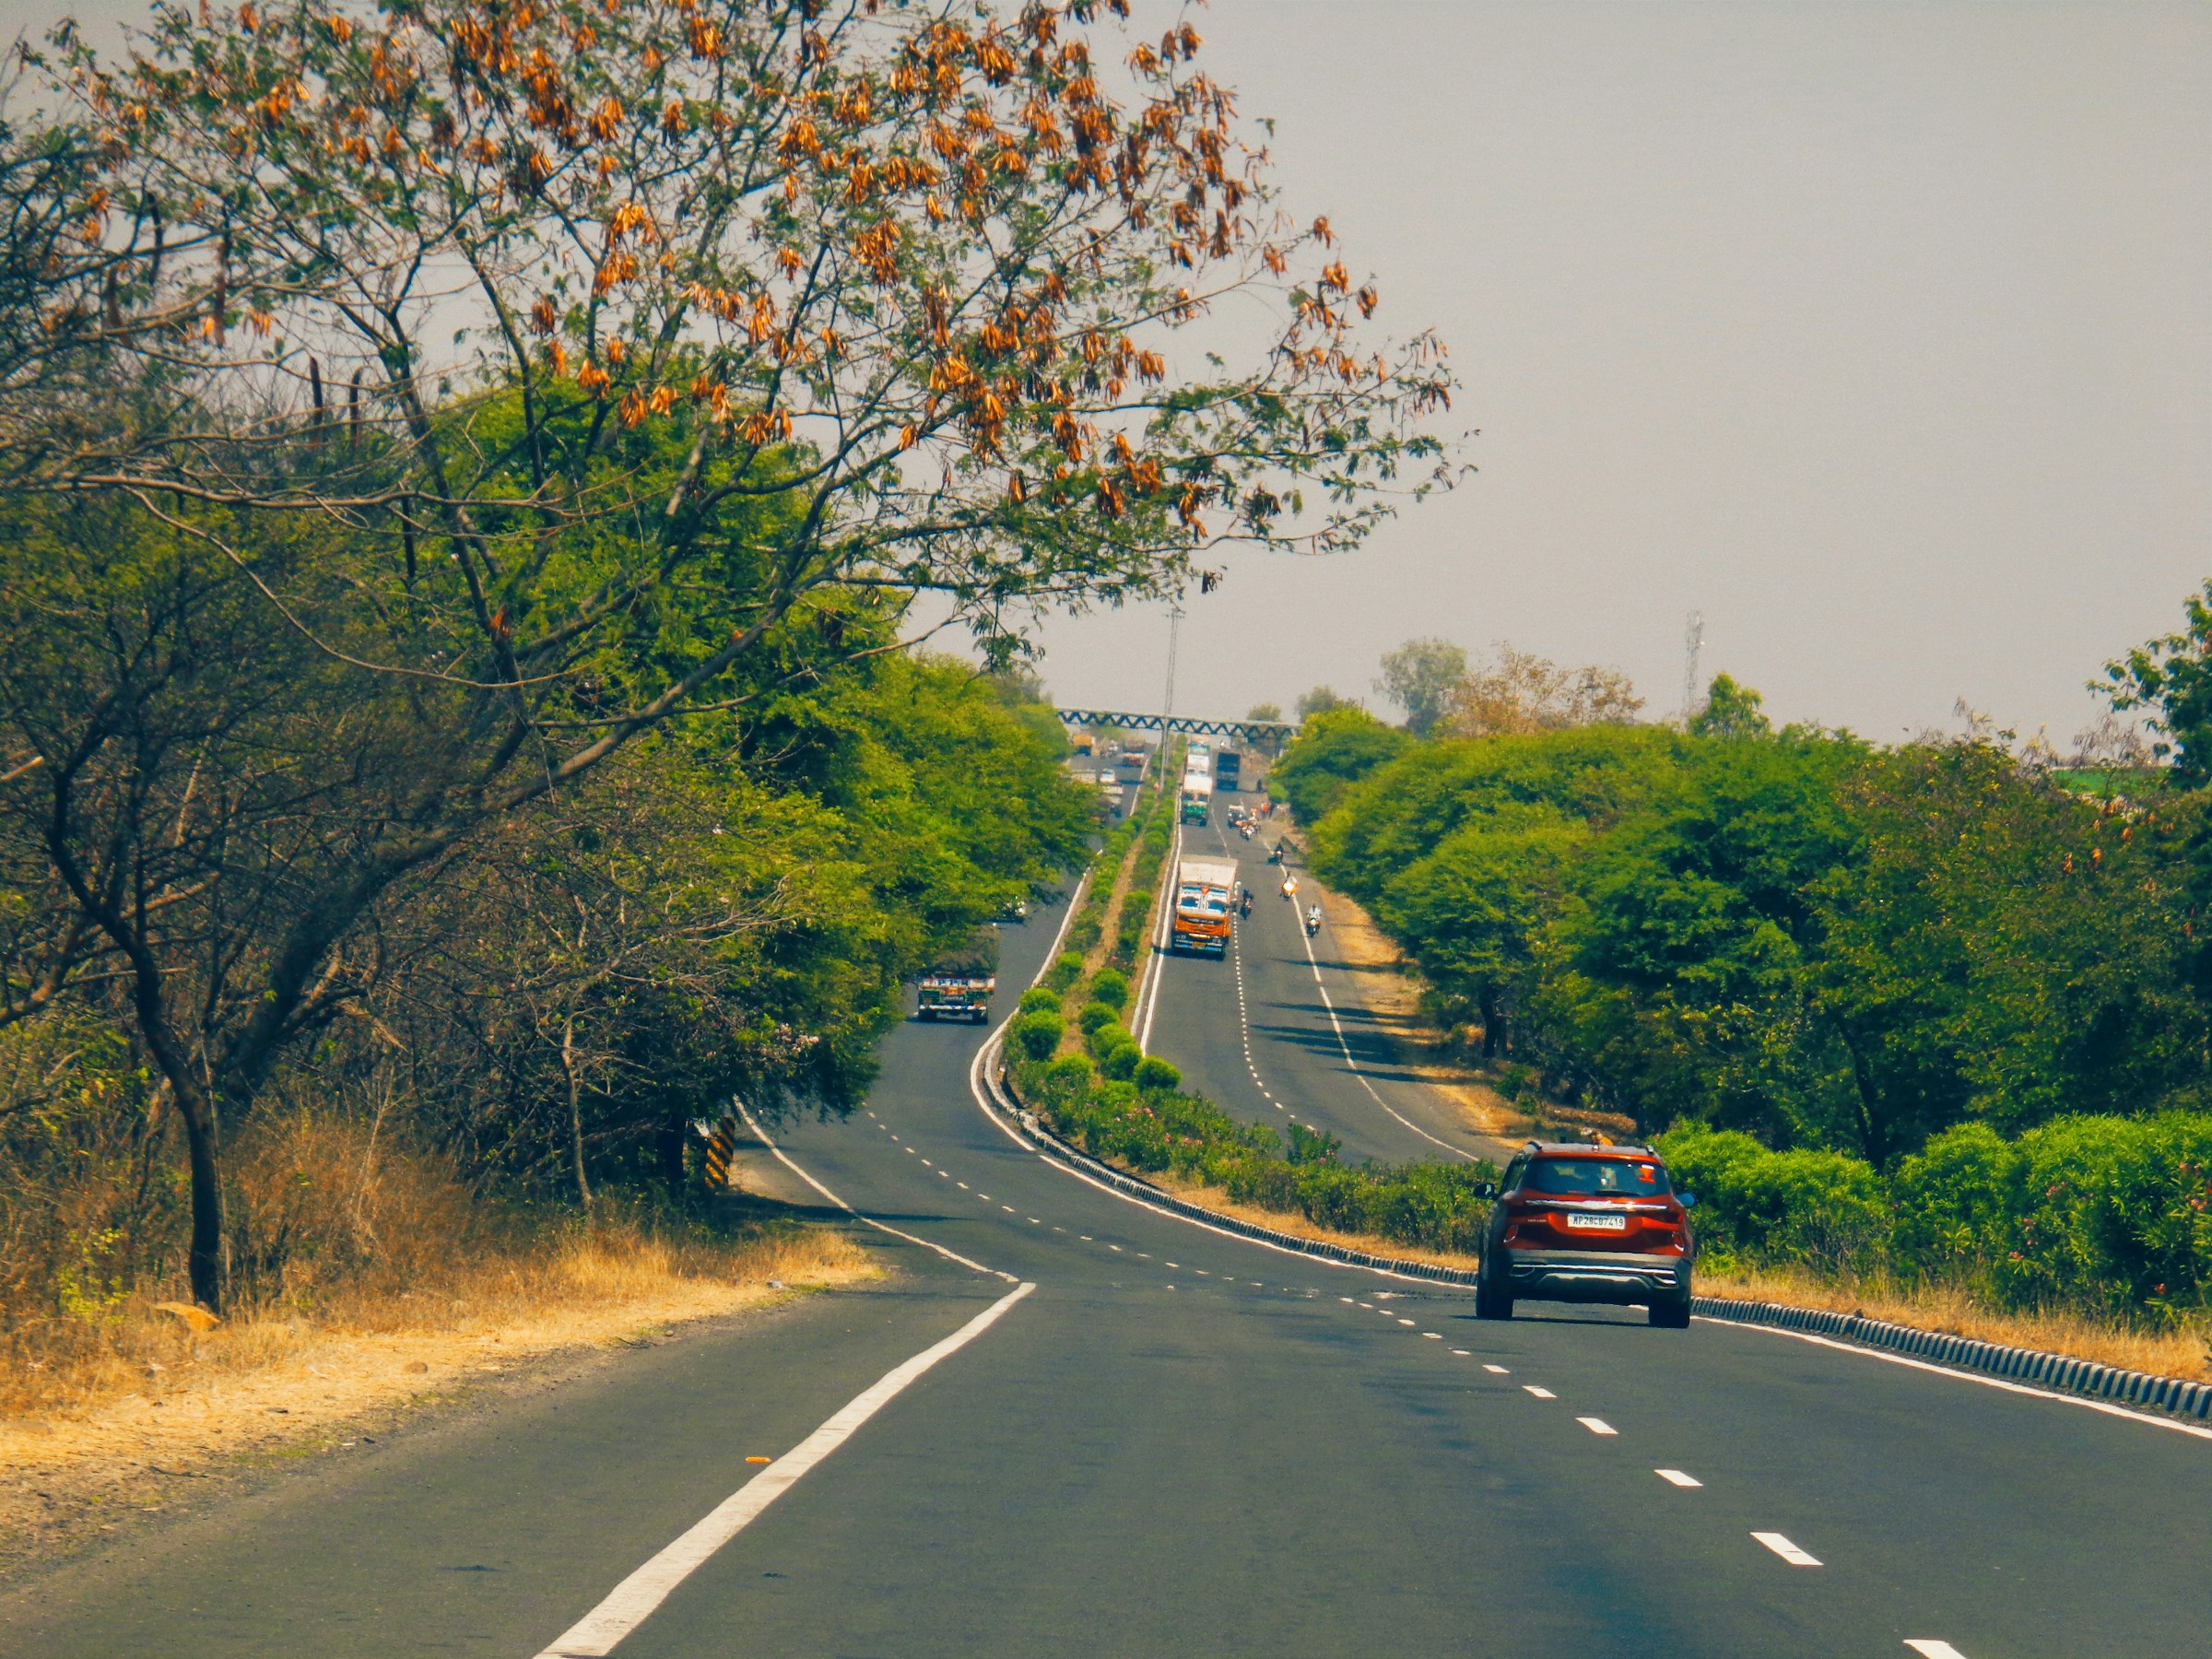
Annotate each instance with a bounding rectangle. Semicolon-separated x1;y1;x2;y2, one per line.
1524;1386;1556;1400
1484;1365;1510;1374
1751;1532;1822;1567
1576;1418;1618;1436
1903;1643;1971;1658
1655;1469;1702;1488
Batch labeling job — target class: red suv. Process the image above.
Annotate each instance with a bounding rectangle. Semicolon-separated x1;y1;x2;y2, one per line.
1476;1142;1696;1327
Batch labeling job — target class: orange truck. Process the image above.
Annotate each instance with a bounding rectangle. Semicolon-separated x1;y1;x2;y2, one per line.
1170;858;1239;957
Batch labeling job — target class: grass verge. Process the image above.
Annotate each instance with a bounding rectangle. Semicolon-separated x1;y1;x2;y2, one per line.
1698;1262;2212;1386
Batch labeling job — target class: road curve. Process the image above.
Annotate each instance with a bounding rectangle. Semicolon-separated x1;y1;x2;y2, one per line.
8;886;2207;1658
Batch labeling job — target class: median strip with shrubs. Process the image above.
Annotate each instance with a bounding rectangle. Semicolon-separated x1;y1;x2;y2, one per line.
1004;755;1500;1260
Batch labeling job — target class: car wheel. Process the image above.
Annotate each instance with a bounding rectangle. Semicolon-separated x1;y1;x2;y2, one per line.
1647;1293;1692;1329
1475;1281;1514;1321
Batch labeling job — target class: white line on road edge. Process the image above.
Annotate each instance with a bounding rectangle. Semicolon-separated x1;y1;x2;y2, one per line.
1287;869;1472;1161
1654;1468;1702;1488
735;1102;1016;1284
1750;1531;1822;1567
1135;818;1182;1053
533;1281;1035;1658
1903;1642;1969;1658
1698;1315;2212;1442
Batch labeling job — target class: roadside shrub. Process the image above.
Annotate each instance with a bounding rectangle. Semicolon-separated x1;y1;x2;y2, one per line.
1654;1124;1887;1275
1889;1122;2018;1277
1043;1053;1096;1090
1133;1056;1181;1091
1018;987;1061;1017
1008;1012;1064;1063
1086;1020;1134;1060
1065;916;1103;952
1099;1041;1142;1081
1076;1001;1118;1033
1043;952;1084;994
1090;969;1130;1009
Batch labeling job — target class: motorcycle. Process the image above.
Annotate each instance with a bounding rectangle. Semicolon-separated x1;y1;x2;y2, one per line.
1305;904;1323;937
1265;844;1283;865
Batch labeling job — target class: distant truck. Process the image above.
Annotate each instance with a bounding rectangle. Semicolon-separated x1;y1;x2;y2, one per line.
917;929;998;1021
1184;742;1212;779
1071;730;1095;758
1215;747;1241;791
1179;772;1213;825
1171;858;1239;956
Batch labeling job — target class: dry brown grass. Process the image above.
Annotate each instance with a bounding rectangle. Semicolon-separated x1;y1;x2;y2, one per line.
1148;1171;1485;1274
0;1222;873;1561
1699;1263;2212;1384
0;1108;878;1563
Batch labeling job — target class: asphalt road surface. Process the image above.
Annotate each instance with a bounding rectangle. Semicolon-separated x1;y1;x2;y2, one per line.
1137;795;1509;1166
9;880;2208;1657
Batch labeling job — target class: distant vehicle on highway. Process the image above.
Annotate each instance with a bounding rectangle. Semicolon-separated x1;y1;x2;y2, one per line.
1170;858;1238;956
1476;1142;1696;1325
1096;769;1118;784
995;899;1030;924
916;929;999;1022
1179;771;1212;825
1215;747;1241;791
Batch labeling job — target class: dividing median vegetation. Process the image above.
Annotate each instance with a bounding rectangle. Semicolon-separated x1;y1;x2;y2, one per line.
1003;747;1499;1265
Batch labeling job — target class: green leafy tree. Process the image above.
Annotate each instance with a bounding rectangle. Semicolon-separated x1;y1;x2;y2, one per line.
1374;638;1466;737
2099;581;2212;782
1269;706;1409;821
1688;674;1771;739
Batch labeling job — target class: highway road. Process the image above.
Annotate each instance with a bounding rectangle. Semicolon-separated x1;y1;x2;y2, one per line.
9;880;2209;1656
1135;792;1509;1167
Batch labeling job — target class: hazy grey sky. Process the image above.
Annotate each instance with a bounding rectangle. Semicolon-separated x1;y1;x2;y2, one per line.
34;0;2209;740
1023;0;2212;743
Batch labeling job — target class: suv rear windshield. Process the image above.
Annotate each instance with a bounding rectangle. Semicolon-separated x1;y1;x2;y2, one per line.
1524;1158;1671;1197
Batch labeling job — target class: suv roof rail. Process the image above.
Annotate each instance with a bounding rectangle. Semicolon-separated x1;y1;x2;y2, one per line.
1525;1137;1657;1157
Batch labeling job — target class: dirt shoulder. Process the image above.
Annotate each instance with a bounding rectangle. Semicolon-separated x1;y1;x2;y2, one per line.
1;1219;874;1571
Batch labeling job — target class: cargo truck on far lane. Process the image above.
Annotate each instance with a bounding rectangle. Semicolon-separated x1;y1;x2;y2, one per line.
1170;858;1238;957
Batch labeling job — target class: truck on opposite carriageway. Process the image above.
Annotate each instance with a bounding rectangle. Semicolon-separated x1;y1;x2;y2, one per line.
1170;858;1239;957
916;927;999;1021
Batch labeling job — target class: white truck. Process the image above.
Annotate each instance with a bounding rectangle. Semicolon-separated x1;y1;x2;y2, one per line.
1170;857;1239;957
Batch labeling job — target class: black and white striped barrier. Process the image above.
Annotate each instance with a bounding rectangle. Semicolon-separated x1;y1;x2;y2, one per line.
1691;1296;2212;1422
991;1042;2210;1424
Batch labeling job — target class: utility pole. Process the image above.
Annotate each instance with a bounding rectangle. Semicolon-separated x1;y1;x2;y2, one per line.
1162;602;1184;727
1682;610;1705;724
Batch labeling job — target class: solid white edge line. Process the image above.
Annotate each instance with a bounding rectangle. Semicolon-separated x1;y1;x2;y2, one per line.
1696;1315;2212;1441
1136;817;1182;1053
735;1102;1016;1284
962;865;1091;1156
1750;1531;1822;1567
1289;883;1471;1160
1903;1642;1969;1658
533;1280;1035;1658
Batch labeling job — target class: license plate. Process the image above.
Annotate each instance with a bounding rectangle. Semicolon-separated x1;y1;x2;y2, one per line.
1565;1212;1628;1231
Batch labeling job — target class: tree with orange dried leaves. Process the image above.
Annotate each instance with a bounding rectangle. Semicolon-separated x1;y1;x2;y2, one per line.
6;0;1458;1306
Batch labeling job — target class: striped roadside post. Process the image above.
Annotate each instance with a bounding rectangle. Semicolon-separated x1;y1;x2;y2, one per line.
698;1115;739;1191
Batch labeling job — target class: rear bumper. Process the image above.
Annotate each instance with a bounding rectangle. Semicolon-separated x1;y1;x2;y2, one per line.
1171;935;1227;956
1494;1248;1690;1303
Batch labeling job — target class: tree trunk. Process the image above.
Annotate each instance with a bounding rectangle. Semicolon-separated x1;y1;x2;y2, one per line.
659;1112;688;1200
175;1083;227;1310
562;1015;592;1208
1478;983;1506;1058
